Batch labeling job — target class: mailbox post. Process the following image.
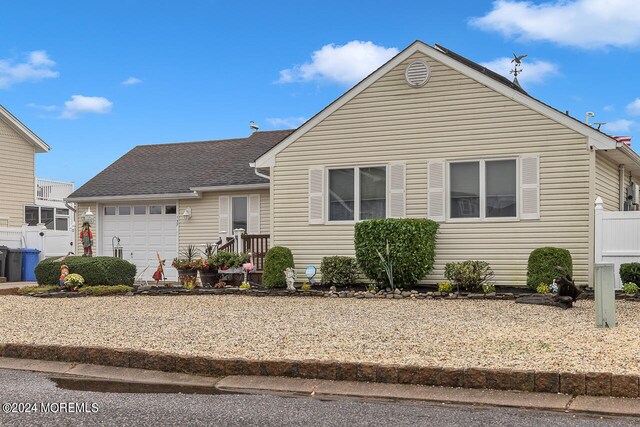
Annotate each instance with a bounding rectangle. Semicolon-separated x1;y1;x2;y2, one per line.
594;263;616;328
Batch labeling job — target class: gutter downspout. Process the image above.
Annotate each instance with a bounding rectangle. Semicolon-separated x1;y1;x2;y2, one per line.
619;164;626;211
250;162;271;181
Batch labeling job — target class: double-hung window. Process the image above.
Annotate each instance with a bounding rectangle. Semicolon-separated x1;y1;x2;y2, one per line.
449;159;517;220
328;166;387;222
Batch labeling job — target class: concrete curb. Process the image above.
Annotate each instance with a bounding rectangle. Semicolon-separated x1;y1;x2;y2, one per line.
1;343;638;398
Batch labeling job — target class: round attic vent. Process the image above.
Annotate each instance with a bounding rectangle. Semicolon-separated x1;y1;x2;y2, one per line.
405;60;430;87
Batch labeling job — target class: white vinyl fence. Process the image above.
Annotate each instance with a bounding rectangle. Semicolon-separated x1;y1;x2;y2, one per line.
594;197;640;289
0;225;74;260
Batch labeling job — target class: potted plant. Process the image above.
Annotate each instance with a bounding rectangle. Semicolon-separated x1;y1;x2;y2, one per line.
212;251;249;286
196;258;219;288
172;245;198;287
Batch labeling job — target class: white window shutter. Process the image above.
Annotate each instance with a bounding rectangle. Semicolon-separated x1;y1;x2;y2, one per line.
308;168;324;224
427;160;446;222
388;162;406;218
520;155;540;220
218;196;230;234
248;194;260;234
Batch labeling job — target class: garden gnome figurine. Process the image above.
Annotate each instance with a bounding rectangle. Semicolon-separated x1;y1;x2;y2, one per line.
285;267;296;291
59;264;69;287
79;221;93;257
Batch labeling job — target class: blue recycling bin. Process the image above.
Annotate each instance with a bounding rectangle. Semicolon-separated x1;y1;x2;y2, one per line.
21;248;41;282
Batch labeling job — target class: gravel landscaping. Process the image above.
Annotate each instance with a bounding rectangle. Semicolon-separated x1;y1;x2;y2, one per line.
0;295;638;375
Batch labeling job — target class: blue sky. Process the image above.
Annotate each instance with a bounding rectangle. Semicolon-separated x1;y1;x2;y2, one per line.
1;1;639;187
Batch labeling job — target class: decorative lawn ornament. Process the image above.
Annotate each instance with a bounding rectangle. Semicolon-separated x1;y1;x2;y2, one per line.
59;264;69;287
285;267;296;291
305;266;317;285
153;252;166;286
79;222;93;257
242;252;255;286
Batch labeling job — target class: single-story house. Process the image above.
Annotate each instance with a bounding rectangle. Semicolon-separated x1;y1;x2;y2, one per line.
67;130;293;280
69;40;640;286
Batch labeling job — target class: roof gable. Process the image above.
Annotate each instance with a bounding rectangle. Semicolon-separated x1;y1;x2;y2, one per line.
255;41;616;167
0;105;50;153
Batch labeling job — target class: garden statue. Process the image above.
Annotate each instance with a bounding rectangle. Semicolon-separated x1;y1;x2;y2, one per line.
285;267;296;291
242;252;254;285
59;264;69;287
79;221;93;257
153;253;166;286
555;267;583;301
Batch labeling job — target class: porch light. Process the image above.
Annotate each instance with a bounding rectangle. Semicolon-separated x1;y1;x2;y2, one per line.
182;207;192;221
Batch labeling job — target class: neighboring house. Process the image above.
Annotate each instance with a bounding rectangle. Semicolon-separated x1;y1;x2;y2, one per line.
253;41;640;287
0;105;75;258
70;40;640;287
0;105;51;228
66;130;293;281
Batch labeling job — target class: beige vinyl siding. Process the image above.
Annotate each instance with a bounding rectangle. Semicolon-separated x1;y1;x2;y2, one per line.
272;52;591;286
75;202;98;253
595;152;620;211
178;189;270;249
0;119;36;227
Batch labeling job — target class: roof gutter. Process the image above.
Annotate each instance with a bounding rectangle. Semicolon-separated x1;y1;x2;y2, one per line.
66;191;201;203
250;162;271;180
189;183;269;192
616;142;640;170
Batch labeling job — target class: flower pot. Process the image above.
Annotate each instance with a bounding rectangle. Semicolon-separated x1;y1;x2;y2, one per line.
178;268;198;288
199;270;219;287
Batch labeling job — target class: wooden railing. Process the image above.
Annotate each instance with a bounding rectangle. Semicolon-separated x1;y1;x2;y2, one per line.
242;234;270;271
216;237;236;253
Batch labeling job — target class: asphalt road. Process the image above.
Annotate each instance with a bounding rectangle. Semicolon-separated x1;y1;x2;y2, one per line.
0;369;637;427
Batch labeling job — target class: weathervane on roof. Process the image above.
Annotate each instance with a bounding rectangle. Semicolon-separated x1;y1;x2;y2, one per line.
510;53;527;88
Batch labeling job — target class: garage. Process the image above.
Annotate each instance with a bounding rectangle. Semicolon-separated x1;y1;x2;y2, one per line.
101;203;178;281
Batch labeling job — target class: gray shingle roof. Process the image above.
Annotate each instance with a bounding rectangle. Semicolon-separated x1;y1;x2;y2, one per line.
68;129;294;199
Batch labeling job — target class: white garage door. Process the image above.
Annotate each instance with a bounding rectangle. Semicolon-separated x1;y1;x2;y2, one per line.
101;203;178;281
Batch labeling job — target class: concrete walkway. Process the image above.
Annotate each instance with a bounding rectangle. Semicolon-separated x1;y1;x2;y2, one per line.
0;357;637;418
0;281;36;294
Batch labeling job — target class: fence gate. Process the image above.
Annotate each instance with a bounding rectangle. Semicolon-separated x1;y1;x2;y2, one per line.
594;197;640;289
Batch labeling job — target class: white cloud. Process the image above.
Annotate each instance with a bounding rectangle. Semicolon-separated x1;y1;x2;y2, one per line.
603;119;634;133
266;117;306;128
603;105;615;112
278;41;399;85
121;76;142;86
479;57;559;85
626;98;640;116
60;95;113;119
0;50;58;89
471;0;640;49
27;103;58;112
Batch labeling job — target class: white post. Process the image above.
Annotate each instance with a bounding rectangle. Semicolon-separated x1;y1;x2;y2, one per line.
594;197;604;265
233;228;245;253
594;263;617;328
219;231;227;243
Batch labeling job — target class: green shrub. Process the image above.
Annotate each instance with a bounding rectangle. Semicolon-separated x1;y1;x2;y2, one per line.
354;219;438;288
78;285;133;296
482;283;496;294
536;283;551;294
622;282;639;295
35;256;137;286
444;260;494;292
620;263;640;286
527;247;572;290
263;246;295;288
320;256;358;286
18;285;60;295
212;251;249;269
438;281;453;293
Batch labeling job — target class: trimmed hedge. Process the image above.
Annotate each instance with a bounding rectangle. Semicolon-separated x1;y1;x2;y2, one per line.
354;219;439;288
35;256;137;286
526;247;573;290
620;263;640;286
320;256;358;286
263;246;295;288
